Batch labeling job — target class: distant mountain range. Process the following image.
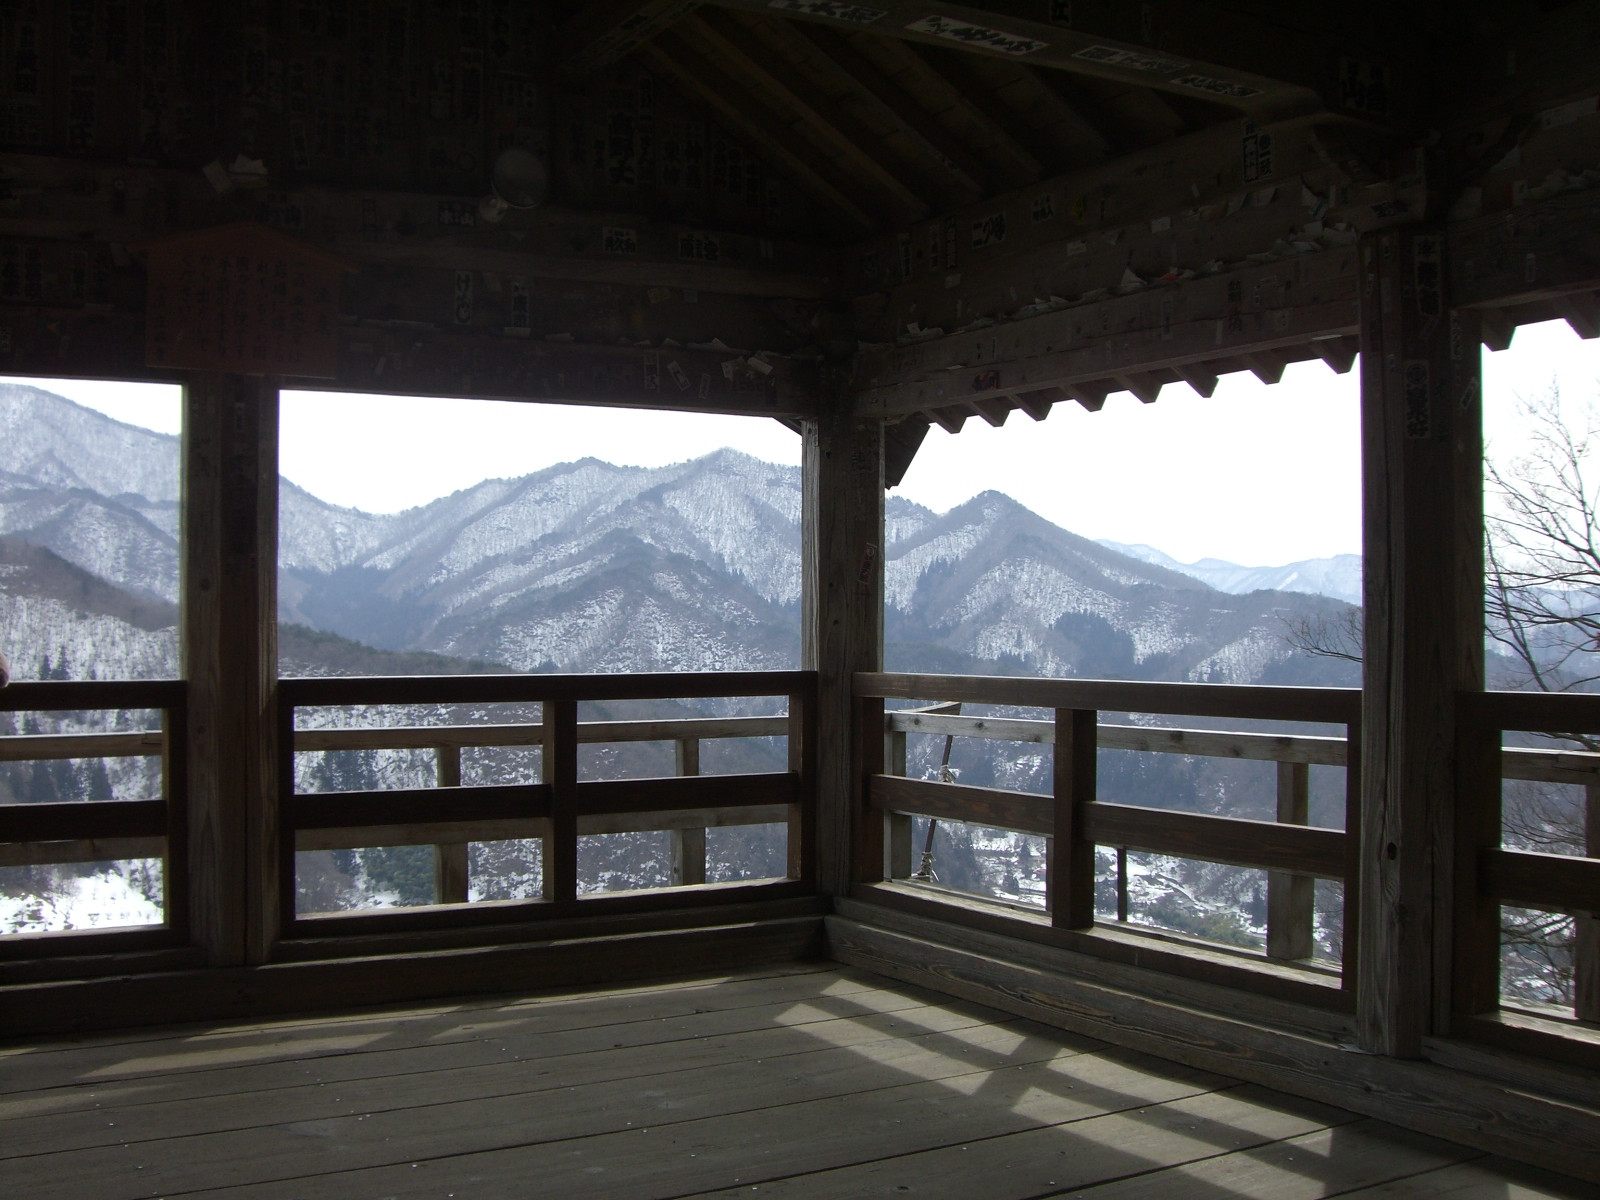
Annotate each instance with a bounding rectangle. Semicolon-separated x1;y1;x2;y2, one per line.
0;382;1359;690
1100;540;1363;606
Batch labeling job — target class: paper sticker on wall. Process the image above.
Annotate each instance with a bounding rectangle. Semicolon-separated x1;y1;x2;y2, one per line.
768;1;886;23
907;16;1046;56
668;360;691;390
1073;45;1187;74
1173;74;1261;100
971;211;1007;249
1032;192;1057;223
1242;120;1274;183
604;226;639;254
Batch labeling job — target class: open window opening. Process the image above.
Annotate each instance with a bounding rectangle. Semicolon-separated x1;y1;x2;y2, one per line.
875;360;1361;980
0;376;183;938
276;390;801;913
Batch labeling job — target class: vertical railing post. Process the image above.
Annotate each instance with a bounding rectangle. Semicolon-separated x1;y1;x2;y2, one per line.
1051;707;1096;929
1576;782;1600;1021
542;699;578;904
1268;760;1314;960
885;723;911;878
854;691;887;884
433;744;469;904
1115;847;1128;922
669;737;706;886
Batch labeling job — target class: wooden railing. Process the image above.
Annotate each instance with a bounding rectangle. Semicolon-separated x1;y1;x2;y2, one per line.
280;670;816;932
0;679;187;953
856;671;1363;999
1457;690;1600;1035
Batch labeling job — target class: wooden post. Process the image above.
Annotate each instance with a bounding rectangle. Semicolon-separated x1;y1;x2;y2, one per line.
885;728;912;878
1051;707;1097;928
182;373;279;965
1576;783;1600;1021
433;746;470;904
1357;226;1485;1055
669;738;706;886
787;683;818;886
801;407;885;896
542;699;578;904
1267;761;1314;961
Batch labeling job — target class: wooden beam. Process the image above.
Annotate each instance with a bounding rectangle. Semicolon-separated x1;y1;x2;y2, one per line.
0;155;830;300
640;37;878;233
967;398;1010;426
854;251;1359;418
883;416;931;487
1453;193;1600;310
1357;228;1485;1056
1173;364;1219;397
803;409;884;895
1312;335;1360;374
1243;352;1287;385
926;407;969;434
1014;388;1058;420
1067;382;1109;412
795;25;989;201
680;13;930;222
1558;292;1600;341
1114;373;1163;404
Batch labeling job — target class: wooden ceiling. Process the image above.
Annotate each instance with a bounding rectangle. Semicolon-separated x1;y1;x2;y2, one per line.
548;0;1376;241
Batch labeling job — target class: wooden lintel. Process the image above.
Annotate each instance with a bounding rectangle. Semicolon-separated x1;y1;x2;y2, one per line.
0;306;819;420
640;38;879;233
852;251;1359;418
1452;193;1600;310
0;155;830;300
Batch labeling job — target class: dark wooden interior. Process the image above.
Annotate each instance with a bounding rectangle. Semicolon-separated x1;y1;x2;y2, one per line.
3;1;1600;1192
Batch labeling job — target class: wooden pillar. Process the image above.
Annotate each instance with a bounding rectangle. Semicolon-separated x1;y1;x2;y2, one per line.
433;746;470;904
1357;227;1484;1055
182;374;279;965
1267;761;1315;961
801;406;884;897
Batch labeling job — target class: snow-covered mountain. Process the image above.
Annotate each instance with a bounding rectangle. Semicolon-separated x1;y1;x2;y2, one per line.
0;382;1358;689
1101;539;1363;606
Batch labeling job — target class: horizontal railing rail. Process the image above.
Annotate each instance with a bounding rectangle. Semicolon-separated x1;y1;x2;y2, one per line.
279;671;817;928
0;679;187;950
857;672;1362;995
1456;690;1600;1030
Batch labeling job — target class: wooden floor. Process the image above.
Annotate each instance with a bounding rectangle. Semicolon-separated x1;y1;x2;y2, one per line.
0;964;1588;1199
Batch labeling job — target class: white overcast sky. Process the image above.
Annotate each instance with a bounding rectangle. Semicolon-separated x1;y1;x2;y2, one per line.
12;318;1599;566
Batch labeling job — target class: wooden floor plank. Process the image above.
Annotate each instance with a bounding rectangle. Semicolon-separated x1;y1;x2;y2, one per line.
1328;1156;1599;1197
149;1046;1233;1200
5;998;1032;1156
0;967;919;1101
0;961;832;1060
0;967;1585;1200
0;978;979;1124
682;1083;1362;1199
1057;1121;1479;1198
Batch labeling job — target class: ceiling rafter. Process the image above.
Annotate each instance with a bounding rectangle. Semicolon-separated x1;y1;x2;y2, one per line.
560;0;704;75
680;12;931;223
928;48;1113;166
790;24;990;205
856;34;1043;189
926;408;969;434
1014;388;1060;421
696;0;1341;118
638;35;879;232
1114;373;1163;404
1173;364;1219;397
